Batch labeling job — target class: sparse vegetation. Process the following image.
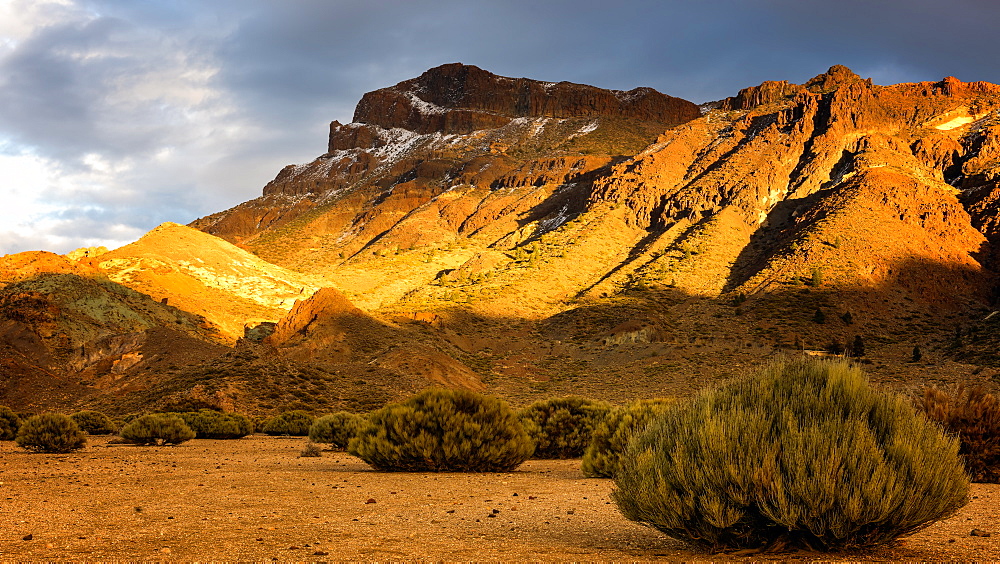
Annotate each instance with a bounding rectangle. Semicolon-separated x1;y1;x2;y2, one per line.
518;396;611;459
309;411;363;450
582;398;673;478
0;405;22;440
179;410;253;439
348;388;533;472
613;358;969;552
15;413;87;453
70;410;117;435
916;385;1000;483
299;442;323;457
120;413;196;446
261;410;314;436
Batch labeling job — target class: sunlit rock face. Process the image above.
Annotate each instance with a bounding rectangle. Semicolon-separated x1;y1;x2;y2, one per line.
7;64;1000;414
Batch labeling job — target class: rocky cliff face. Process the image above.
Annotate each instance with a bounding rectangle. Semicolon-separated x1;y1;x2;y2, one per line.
9;63;1000;414
352;62;701;135
191;63;700;246
196;64;1000;316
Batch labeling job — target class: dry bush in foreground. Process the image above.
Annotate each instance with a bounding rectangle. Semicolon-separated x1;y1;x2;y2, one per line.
613;358;970;552
179;410;254;439
15;413;87;453
518;396;611;459
0;405;21;440
261;410;313;436
309;411;363;450
581;398;673;478
349;388;533;471
70;410;117;435
120;413;196;446
916;384;1000;483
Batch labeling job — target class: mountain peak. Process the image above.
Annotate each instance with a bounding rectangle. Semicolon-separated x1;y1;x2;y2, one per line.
805;64;866;92
350;63;700;135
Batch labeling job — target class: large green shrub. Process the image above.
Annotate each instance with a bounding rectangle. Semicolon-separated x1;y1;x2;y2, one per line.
261;410;314;436
518;396;611;459
70;410;117;435
120;413;195;445
0;406;21;440
348;388;534;472
613;358;969;552
582;398;673;478
916;385;1000;483
179;410;253;439
15;413;87;453
309;411;363;450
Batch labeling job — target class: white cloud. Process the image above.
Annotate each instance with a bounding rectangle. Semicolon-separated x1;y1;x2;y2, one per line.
0;0;283;255
0;148;141;253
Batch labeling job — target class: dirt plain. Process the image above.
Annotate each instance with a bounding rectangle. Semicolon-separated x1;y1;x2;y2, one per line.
1;435;998;562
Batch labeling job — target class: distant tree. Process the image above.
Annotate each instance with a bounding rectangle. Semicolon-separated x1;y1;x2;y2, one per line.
841;311;854;325
911;345;923;363
852;335;866;357
813;308;826;324
809;267;824;287
826;339;844;355
793;335;805;351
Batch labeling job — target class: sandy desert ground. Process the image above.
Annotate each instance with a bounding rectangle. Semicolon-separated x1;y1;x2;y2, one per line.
1;435;998;561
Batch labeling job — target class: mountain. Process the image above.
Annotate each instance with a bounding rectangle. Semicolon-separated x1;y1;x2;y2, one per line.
5;63;1000;415
95;222;323;341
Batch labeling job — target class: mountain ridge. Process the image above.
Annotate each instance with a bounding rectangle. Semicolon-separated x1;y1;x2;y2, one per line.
5;63;1000;414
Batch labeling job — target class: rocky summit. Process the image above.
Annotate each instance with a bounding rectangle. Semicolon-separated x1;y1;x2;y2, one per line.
4;63;1000;414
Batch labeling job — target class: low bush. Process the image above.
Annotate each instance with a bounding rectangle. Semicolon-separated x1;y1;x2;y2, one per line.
0;405;21;440
179;410;253;439
70;410;117;435
581;398;673;478
916;385;1000;483
15;413;87;453
348;388;533;471
261;410;314;436
120;413;195;445
309;411;363;450
518;397;611;458
613;358;969;552
299;442;322;457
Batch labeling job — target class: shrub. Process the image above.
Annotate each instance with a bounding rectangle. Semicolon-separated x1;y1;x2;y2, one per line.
348;388;533;472
299;442;322;457
613;358;969;552
15;413;87;453
582;399;673;478
119;413;195;445
179;410;253;439
0;406;22;440
70;410;117;435
518;397;611;459
309;411;363;450
916;385;1000;483
261;410;314;436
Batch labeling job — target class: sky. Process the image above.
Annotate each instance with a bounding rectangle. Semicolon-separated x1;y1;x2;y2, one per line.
1;0;998;255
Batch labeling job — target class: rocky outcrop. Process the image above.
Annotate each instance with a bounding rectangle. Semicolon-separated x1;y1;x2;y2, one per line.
351;63;701;136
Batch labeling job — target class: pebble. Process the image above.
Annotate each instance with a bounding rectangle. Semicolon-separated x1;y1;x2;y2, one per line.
970;529;991;537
